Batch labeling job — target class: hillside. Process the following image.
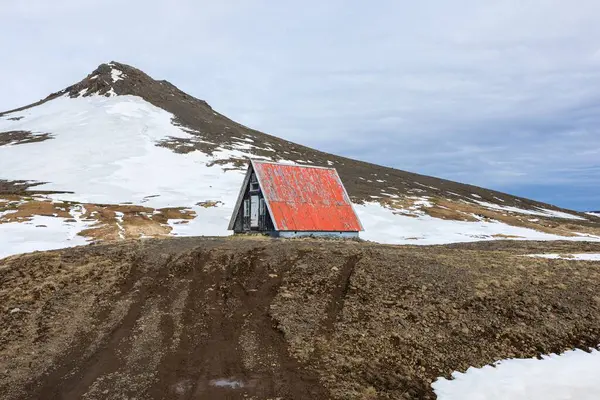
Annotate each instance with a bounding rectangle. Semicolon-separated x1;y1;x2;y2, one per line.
1;61;600;258
2;237;600;399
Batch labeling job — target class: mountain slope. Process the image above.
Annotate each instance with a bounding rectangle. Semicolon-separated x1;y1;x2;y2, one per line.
1;61;599;258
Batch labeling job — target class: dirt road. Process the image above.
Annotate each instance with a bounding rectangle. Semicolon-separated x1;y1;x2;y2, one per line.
2;237;600;399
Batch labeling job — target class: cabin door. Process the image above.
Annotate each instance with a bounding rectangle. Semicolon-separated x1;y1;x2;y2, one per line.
250;195;259;228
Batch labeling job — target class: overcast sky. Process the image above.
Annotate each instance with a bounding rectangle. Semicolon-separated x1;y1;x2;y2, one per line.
2;1;599;210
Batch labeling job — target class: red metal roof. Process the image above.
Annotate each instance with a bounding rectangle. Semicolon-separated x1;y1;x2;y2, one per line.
252;161;363;232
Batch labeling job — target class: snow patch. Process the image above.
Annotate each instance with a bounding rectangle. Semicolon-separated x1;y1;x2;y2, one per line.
525;253;600;261
414;182;439;191
412;197;434;208
433;347;600;400
540;208;587;220
110;67;124;83
356;202;599;245
0;215;92;259
0;209;19;219
230;141;255;151
473;200;585;220
210;378;245;389
115;211;125;239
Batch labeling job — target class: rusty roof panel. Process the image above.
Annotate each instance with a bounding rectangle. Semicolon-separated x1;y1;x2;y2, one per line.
252;161;363;231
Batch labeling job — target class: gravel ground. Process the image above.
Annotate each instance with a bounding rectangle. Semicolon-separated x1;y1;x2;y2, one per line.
1;237;600;399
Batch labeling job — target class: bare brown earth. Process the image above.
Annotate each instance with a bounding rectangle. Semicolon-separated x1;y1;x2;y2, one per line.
0;180;64;195
2;237;600;399
0;131;53;147
0;196;197;241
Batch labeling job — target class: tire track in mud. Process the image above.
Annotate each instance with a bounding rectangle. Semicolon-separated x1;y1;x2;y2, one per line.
31;253;168;399
26;256;140;399
150;246;326;399
299;252;364;395
320;254;362;337
27;242;200;399
150;248;222;399
30;242;327;399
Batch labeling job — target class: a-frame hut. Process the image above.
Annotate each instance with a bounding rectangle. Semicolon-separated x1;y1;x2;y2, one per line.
228;160;363;238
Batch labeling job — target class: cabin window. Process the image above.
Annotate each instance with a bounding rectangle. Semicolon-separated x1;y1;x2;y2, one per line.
243;199;250;217
259;198;265;216
249;173;260;192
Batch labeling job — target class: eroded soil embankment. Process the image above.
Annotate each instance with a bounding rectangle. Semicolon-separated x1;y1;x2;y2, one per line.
1;238;600;399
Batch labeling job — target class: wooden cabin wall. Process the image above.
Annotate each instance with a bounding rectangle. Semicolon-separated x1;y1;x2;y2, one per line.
232;170;275;233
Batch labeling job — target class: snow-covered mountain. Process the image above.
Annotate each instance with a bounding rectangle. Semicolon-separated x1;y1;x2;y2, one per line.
1;62;599;258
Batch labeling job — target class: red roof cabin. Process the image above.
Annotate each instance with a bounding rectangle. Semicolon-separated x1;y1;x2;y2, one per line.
228;160;363;238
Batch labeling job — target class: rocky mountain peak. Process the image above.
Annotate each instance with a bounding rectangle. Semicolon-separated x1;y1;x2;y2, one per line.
1;60;215;121
63;61;208;105
66;61;135;97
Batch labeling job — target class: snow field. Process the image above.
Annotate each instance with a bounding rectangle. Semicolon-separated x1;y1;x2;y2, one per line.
1;94;598;260
473;200;585;220
433;348;600;400
355;202;599;245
